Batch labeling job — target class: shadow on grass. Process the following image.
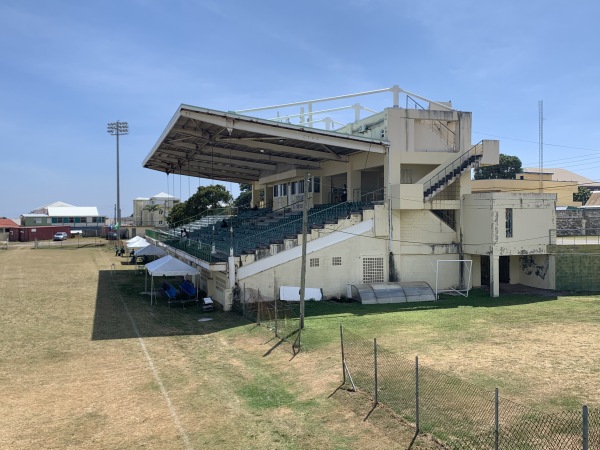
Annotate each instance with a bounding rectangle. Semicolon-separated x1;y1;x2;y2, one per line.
92;270;561;341
91;270;249;340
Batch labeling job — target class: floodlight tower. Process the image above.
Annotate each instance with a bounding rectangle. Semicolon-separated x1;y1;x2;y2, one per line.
107;121;129;234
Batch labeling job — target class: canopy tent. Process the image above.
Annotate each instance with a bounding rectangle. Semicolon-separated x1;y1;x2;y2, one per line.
134;244;168;257
126;236;149;249
145;255;200;305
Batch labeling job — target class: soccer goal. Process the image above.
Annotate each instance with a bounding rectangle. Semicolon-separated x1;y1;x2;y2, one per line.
434;259;473;299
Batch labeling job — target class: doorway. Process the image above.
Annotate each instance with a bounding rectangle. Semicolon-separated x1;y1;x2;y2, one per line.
499;256;510;283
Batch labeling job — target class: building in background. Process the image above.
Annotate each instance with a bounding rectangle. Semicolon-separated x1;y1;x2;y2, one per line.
132;192;179;228
20;202;106;229
472;168;600;207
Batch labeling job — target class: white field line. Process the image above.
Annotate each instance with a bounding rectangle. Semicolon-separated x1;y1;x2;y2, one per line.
100;248;193;450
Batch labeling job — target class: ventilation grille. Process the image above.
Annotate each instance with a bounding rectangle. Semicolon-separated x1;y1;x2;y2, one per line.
362;257;384;283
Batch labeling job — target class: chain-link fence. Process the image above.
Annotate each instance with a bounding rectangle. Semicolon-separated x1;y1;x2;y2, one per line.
236;287;301;352
340;326;596;449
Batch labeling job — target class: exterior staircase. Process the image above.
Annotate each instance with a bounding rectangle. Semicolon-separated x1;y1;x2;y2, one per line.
423;141;485;201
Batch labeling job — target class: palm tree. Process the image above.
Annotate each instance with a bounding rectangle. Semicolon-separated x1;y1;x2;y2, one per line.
143;203;162;226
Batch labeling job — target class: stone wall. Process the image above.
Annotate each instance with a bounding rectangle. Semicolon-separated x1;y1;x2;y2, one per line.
556;209;600;236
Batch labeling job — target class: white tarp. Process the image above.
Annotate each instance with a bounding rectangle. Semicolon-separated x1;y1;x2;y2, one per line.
145;255;200;305
279;286;323;302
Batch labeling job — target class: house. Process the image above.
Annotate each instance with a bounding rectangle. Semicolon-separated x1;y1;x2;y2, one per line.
20;202;106;229
142;86;556;309
472;167;600;207
0;218;19;242
132;192;179;227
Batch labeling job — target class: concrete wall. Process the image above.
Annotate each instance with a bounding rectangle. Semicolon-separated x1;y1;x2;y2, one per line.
462;193;555;256
238;229;386;299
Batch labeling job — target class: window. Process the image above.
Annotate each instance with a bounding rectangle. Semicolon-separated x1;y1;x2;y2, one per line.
34;218;42;224
57;217;63;223
312;177;320;193
332;256;342;266
310;257;319;267
273;183;288;198
80;217;87;223
505;208;513;238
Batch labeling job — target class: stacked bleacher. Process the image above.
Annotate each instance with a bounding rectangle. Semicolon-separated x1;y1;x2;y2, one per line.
163;202;374;263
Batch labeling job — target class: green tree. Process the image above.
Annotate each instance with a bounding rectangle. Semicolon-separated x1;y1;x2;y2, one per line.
573;186;591;205
233;183;252;208
167;184;233;227
473;154;523;180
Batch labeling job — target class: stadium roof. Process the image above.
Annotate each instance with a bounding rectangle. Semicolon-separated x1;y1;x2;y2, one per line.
143;105;388;184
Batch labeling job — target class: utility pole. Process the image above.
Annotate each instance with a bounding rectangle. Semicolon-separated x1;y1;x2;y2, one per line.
538;101;543;193
299;172;310;329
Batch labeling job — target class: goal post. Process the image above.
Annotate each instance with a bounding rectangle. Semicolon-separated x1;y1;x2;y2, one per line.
434;259;473;299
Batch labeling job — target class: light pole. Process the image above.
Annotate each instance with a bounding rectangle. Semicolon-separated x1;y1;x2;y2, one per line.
107;121;128;237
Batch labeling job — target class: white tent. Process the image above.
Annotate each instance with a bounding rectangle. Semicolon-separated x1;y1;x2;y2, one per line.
145;255;200;305
134;244;168;257
127;236;149;248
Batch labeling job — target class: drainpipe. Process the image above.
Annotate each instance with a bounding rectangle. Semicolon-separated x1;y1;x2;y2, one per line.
387;145;396;282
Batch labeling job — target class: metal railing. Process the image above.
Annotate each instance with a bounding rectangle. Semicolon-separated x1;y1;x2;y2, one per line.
423;141;484;201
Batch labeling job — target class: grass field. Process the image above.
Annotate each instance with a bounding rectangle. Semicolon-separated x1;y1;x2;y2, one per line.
1;239;598;449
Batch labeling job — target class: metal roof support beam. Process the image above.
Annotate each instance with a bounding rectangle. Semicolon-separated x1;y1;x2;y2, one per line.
225;138;349;162
180;109;385;154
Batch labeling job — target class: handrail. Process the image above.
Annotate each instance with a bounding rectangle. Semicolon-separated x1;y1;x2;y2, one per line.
423;141;485;200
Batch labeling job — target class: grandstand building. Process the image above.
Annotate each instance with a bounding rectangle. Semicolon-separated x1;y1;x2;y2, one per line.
143;86;556;309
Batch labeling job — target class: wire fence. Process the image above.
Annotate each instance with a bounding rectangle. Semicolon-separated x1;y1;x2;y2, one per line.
236;287;301;354
340;325;597;449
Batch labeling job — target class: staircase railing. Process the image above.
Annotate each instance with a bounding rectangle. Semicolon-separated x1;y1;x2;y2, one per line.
423;141;485;201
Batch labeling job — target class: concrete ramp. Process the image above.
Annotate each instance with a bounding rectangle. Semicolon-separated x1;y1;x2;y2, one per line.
350;281;435;304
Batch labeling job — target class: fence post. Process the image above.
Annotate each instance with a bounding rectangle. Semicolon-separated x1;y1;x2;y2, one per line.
340;323;346;384
415;356;420;434
242;283;246;318
374;338;378;405
583;404;589;450
494;387;499;450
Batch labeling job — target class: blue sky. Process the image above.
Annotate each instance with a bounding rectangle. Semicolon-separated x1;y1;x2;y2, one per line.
2;0;600;219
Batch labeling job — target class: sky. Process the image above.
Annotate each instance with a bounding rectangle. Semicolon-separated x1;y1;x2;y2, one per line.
2;0;600;220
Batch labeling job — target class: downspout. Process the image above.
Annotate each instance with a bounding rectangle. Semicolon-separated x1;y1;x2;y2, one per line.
387;144;397;282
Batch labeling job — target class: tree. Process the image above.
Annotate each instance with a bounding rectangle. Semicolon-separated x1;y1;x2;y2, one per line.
143;203;162;226
473;154;523;180
166;184;233;227
574;186;591;205
233;183;252;208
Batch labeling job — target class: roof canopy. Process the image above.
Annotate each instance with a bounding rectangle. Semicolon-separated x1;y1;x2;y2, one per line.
143;105;387;184
126;236;149;248
145;255;199;277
